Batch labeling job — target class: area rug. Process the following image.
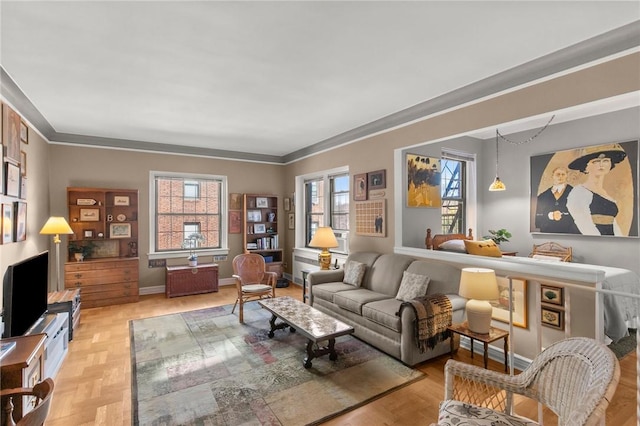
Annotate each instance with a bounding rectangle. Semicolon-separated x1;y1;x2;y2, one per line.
130;303;424;425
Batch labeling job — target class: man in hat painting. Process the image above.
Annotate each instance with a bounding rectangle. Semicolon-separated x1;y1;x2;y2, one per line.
535;166;579;234
566;143;628;236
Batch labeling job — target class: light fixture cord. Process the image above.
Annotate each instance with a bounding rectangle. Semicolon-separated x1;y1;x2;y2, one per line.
495;130;500;176
497;115;555;145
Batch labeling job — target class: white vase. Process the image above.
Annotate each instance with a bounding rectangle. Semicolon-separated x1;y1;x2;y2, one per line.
189;259;197;267
74;253;84;262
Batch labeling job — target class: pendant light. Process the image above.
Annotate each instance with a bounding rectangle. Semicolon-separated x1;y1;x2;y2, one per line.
488;130;506;191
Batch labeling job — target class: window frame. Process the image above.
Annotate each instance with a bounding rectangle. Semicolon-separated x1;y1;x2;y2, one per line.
148;170;229;260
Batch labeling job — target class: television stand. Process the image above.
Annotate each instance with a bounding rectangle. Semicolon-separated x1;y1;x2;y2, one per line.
26;312;69;379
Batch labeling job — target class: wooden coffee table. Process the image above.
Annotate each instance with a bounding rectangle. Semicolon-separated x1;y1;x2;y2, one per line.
258;296;354;368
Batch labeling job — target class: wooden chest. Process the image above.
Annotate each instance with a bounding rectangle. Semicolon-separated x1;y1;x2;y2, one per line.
64;258;139;308
165;264;219;298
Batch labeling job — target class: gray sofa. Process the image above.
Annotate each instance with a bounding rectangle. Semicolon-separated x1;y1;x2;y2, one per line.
308;252;466;366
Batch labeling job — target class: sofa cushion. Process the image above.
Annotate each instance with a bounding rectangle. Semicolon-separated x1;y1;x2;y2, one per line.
343;260;366;287
333;289;391;315
395;271;430;301
362;298;403;332
464;239;503;257
311;282;355;303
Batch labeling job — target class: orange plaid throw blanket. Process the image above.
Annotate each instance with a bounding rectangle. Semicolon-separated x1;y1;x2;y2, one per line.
399;293;452;353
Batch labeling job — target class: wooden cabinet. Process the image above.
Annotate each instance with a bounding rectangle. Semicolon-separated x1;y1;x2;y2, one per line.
165;264;219;298
66;187;139;307
65;258;139;308
243;194;283;277
47;289;81;341
0;334;46;421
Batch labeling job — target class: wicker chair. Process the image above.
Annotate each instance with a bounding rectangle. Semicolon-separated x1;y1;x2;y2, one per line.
435;337;620;426
231;253;277;323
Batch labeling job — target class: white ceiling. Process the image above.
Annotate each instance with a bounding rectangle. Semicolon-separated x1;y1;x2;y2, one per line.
1;1;639;160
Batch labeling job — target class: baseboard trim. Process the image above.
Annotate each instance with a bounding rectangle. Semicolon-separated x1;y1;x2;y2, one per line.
459;336;532;372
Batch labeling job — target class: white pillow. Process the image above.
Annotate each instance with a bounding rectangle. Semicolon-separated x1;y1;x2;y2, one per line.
438;239;467;253
395;271;431;302
343;261;366;287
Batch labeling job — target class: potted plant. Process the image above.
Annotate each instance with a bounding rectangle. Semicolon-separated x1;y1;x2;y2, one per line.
483;228;512;245
68;241;95;262
183;233;205;266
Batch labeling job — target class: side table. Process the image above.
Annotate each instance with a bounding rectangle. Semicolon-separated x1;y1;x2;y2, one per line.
448;321;509;373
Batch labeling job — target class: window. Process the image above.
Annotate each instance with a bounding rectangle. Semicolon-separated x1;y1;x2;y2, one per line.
441;155;467;234
298;167;349;246
149;171;228;259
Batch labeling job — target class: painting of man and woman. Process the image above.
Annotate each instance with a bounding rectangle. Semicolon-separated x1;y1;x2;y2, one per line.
530;140;638;237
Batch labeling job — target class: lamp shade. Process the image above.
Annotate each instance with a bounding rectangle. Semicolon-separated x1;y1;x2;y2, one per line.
488;177;506;191
308;227;339;249
39;217;73;235
459;267;499;301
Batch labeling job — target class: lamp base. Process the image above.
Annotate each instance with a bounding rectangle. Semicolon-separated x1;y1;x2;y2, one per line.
465;299;493;334
318;249;332;270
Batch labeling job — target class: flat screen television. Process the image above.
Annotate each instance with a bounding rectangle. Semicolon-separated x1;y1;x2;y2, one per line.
2;251;49;338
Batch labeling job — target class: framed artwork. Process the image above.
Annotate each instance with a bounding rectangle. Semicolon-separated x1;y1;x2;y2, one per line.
4;106;21;164
353;173;367;201
80;208;100;221
254;224;266;234
113;195;130;206
355;199;386;237
14;202;26;242
490;277;528;329
256;197;269;208
110;223;131;238
5;162;20;197
2;204;13;244
288;213;295;230
20;177;27;200
84;229;95;239
406;153;441;207
284;197;291;211
229;193;243;210
229;210;241;234
20;120;28;144
541;284;564;306
247;210;262;222
20;151;26;177
368;169;386;190
530;140;638;236
541;306;564;330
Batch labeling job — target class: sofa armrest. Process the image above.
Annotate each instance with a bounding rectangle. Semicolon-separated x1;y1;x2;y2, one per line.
308;269;344;285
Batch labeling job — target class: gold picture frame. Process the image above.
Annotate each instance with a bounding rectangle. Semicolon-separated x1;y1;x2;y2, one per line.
490;277;528;329
80;208;100;222
110;223;131;238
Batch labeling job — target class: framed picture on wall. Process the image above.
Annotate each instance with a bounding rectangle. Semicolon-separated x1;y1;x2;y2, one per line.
1;203;13;244
541;306;564;330
490;277;528;329
368;169;386;190
541;284;564;306
355;199;386;237
110;223;131;238
5;162;20;198
4;106;21;164
14;202;26;242
353;173;367;201
406;153;441;207
80;208;100;221
229;210;241;234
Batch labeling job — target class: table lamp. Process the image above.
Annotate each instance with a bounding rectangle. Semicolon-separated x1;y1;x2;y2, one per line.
308;227;339;270
40;216;74;291
459;267;499;334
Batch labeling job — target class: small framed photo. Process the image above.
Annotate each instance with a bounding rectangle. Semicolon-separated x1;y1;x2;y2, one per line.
20;120;28;143
80;208;100;221
368;169;386;190
254;224;266;234
110;223;131;238
541;306;564;330
1;204;13;244
84;229;95;239
20;151;26;177
353;173;367;201
14;202;26;242
5;162;20;198
541;285;564;306
288;213;295;230
284;197;291;211
113;195;130;206
247;210;262;222
256;197;269;208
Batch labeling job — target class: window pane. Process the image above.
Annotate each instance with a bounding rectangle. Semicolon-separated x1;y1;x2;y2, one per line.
441;158;465;234
154;176;222;252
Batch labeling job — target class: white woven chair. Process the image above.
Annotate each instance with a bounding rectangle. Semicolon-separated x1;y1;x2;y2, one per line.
435;337;620;426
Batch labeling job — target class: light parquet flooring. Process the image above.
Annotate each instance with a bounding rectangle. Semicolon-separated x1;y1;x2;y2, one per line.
46;285;638;425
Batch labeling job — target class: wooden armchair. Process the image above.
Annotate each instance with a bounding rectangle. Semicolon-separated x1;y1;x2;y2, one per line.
232;253;277;323
529;241;572;262
1;378;54;426
436;337;619;426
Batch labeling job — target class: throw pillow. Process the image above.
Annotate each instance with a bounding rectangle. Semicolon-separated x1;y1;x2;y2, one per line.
464;239;503;257
438;239;467;253
343;261;366;287
395;271;431;302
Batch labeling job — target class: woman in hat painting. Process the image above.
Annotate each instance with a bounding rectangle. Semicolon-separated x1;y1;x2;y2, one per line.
566;143;628;235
